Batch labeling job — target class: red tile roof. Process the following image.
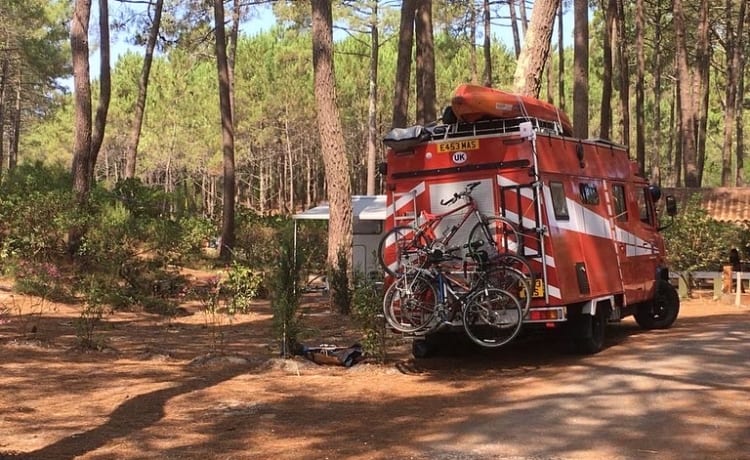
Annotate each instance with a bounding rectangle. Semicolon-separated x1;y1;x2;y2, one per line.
663;187;750;225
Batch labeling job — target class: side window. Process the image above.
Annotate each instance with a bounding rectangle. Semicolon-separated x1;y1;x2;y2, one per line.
612;184;628;221
579;183;599;205
550;181;570;220
353;219;382;235
636;188;653;224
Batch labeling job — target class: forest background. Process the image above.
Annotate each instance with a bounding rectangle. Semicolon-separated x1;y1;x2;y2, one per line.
0;0;749;330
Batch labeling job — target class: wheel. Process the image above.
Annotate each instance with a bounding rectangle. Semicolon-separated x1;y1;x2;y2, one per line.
634;279;680;329
412;339;433;358
382;272;438;334
570;308;607;354
472;253;534;316
467;216;522;258
480;265;532;316
377;226;429;277
462;288;523;348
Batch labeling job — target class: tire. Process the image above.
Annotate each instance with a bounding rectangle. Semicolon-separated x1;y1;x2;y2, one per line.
382;272;438;334
475;254;535;316
462;288;523;348
377;226;429;278
467;216;522;258
634;279;680;330
570;307;607;354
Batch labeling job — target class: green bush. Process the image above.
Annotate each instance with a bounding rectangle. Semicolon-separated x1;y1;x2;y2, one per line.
663;195;748;272
268;223;303;357
351;273;386;362
224;261;264;313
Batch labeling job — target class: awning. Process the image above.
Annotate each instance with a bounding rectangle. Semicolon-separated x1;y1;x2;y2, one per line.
293;195;386;221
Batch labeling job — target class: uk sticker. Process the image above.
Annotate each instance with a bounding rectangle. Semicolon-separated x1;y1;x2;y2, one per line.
452;151;468;164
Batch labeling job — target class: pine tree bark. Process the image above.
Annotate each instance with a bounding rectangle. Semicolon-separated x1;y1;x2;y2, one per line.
695;0;710;186
213;0;236;260
311;0;353;269
415;0;436;124
599;0;616;140
615;0;629;147
635;0;646;173
90;0;110;182
70;0;93;204
674;0;699;187
482;0;492;86
572;0;588;139
512;0;559;97
509;0;521;58
392;0;416;128
366;4;379;195
124;0;163;179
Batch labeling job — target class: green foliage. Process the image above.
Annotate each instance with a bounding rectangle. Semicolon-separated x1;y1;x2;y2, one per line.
663;196;748;272
223;261;264;314
268;223;303;357
0;163;77;263
328;247;351;315
198;275;232;354
74;275;111;351
351;273;386;363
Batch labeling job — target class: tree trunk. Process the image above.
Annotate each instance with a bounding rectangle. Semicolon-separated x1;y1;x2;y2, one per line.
650;0;664;184
615;0;630;147
509;0;521;58
634;0;645;173
736;2;748;186
0;55;8;179
392;0;416;129
124;0;163;179
557;2;565;111
695;0;710;186
468;1;478;84
415;0;436;124
482;0;492;86
512;0;560;97
311;0;353;270
70;0;93;204
674;0;699;187
721;0;738;185
9;69;21;170
572;0;588;139
599;0;616;140
366;4;379;195
90;0;110;182
213;0;236;261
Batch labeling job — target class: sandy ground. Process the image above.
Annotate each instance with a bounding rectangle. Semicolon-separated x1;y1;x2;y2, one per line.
1;279;749;460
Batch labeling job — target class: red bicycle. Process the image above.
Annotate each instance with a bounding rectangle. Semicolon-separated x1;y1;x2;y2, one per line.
377;182;521;278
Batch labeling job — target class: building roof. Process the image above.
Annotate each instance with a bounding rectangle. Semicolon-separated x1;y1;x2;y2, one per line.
663;187;750;225
293;195;387;221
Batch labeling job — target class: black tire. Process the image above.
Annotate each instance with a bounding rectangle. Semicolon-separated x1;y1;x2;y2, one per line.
467;216;522;256
634;279;680;329
462;288;523;348
382;272;438;334
377;226;429;277
570;308;607;355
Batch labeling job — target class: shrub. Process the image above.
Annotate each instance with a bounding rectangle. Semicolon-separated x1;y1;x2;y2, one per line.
268;223;303;357
351;273;386;362
223;261;264;313
663;195;747;272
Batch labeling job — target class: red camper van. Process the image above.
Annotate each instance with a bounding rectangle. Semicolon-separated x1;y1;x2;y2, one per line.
379;84;680;357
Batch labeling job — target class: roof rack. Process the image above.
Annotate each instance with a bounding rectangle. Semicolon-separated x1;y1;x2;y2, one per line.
428;117;563;141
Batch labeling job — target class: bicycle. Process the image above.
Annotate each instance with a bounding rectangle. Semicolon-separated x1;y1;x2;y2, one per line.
378;182;520;278
382;248;524;347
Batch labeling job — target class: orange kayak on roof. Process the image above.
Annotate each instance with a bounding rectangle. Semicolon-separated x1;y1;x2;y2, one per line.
451;84;573;136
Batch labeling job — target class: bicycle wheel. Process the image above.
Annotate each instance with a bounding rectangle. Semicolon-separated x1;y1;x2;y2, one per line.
383;271;438;334
478;265;532;316
377;226;430;277
467;216;521;257
462;287;523;348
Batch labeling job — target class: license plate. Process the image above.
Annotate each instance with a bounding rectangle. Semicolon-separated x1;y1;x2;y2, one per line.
520;279;545;298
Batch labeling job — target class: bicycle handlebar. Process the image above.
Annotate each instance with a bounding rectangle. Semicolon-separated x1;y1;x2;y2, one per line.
440;181;482;206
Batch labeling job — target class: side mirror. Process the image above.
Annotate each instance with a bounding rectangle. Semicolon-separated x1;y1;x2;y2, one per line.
665;195;677;216
658;195;678;231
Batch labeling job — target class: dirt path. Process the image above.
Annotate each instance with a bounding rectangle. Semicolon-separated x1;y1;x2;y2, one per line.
1;284;749;460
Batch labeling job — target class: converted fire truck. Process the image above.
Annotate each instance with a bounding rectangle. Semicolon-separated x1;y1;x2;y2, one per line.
380;84;680;357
